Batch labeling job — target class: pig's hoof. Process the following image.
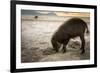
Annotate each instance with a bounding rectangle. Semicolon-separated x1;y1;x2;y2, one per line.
62;50;66;53
81;50;85;54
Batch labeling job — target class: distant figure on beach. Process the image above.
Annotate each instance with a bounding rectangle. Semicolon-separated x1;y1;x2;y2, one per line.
34;16;38;19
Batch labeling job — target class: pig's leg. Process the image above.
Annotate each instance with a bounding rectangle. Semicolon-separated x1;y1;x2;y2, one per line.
62;39;69;53
80;35;85;54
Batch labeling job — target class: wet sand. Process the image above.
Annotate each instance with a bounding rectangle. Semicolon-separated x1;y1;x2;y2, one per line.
21;16;90;63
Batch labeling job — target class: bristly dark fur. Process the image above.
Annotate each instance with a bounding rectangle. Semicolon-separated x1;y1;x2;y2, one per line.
51;17;89;54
